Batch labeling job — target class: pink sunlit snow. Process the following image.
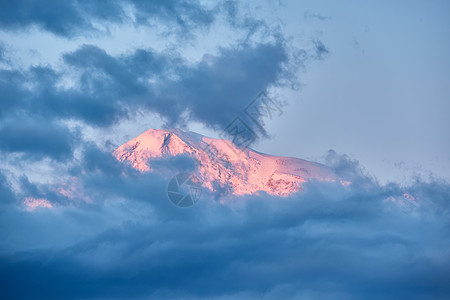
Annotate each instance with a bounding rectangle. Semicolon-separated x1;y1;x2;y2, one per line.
114;129;346;196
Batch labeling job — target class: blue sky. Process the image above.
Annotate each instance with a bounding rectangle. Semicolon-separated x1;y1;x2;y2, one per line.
0;1;449;299
256;0;450;184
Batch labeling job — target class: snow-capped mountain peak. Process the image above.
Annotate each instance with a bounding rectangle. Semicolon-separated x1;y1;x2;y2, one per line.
113;128;343;196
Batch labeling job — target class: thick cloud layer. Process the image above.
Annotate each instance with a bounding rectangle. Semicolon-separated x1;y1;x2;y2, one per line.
0;148;449;299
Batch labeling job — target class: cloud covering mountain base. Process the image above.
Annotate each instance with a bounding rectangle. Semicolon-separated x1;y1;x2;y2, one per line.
0;148;449;299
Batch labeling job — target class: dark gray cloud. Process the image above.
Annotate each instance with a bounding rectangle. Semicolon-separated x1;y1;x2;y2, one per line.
0;69;25;119
157;43;289;131
0;40;299;161
0;149;449;299
312;39;329;60
148;154;198;174
0;117;76;161
61;42;290;133
0;43;4;62
0;0;96;37
0;0;217;37
0;170;15;208
132;0;215;31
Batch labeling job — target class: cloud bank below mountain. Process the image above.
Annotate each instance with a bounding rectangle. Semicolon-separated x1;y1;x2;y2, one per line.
1;147;449;299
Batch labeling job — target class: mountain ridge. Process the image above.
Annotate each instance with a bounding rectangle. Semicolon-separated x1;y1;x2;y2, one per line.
113;128;346;196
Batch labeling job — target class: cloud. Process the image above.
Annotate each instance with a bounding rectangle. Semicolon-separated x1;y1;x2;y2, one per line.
157;42;289;132
132;0;215;31
304;11;331;21
312;39;329;60
0;69;26;119
0;40;301;148
0;150;449;299
0;0;327;163
0;116;76;161
0;170;15;208
0;43;4;62
0;0;96;37
0;0;217;38
61;41;292;133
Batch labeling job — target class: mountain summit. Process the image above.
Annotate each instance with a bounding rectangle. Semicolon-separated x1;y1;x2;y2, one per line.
113;129;344;196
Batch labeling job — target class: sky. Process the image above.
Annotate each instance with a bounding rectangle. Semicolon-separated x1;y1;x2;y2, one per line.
256;0;450;185
0;1;449;299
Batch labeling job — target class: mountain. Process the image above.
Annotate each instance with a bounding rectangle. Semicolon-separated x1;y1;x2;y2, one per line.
113;129;345;196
